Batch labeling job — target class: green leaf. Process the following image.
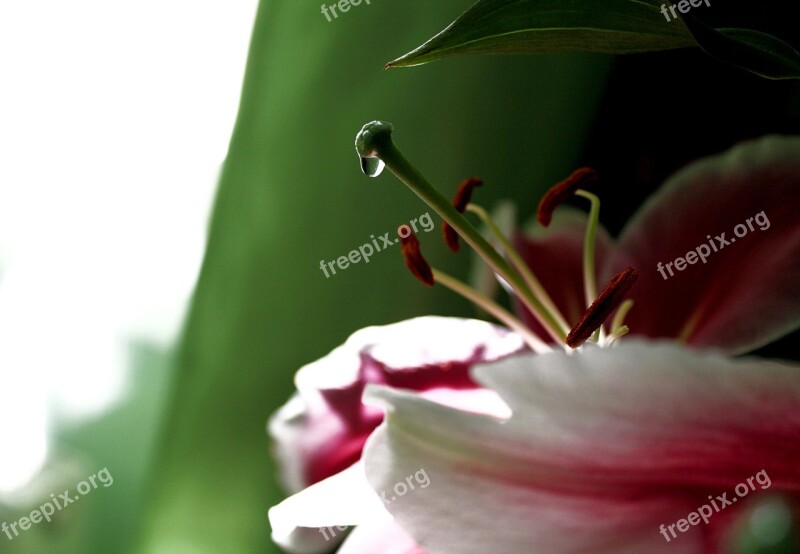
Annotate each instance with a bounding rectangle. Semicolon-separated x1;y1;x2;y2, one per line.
386;0;696;68
683;16;800;80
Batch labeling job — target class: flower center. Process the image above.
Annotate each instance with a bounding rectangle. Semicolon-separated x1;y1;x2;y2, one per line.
355;121;638;352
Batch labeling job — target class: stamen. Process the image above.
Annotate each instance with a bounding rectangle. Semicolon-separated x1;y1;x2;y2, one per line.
606;325;630;347
575;189;601;317
610;299;634;334
566;267;639;348
537;168;598;227
465;203;571;336
399;228;434;286
535;168;603;339
443;177;483;252
433;270;551;354
398;228;550;353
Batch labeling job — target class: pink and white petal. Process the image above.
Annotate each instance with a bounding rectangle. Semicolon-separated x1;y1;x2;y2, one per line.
268;316;525;490
514;207;617;335
363;392;701;553
268;462;391;554
362;341;800;553
605;135;800;353
338;519;427;554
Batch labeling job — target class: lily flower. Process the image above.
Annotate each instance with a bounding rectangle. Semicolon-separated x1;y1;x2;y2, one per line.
269;128;800;553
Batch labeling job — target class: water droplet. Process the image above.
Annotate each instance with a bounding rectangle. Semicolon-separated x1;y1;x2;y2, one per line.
360;156;385;177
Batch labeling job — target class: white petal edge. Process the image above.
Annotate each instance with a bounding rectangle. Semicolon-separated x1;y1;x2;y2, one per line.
269;461;391;554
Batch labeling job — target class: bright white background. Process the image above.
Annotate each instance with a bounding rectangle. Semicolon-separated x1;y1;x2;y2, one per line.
0;0;258;493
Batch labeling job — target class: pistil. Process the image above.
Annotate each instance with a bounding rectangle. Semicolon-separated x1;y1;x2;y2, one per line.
356;121;566;343
357;121;640;351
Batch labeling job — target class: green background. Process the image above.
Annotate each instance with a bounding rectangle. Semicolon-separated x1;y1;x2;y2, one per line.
137;1;607;552
2;1;608;552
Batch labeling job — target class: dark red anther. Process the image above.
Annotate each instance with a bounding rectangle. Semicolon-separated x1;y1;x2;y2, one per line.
566;267;639;348
537;168;598;227
400;228;435;286
443;177;483;252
